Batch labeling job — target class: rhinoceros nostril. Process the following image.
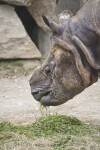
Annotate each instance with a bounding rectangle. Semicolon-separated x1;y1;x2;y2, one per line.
31;89;39;95
31;88;43;101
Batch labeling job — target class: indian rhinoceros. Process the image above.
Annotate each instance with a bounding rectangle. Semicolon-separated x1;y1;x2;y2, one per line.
29;0;100;106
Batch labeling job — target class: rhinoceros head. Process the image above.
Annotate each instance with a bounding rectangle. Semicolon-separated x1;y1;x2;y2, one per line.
29;10;98;106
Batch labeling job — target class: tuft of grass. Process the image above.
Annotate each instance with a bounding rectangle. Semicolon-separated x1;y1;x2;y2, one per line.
0;115;100;150
0;60;40;78
0;60;23;67
0;60;30;77
10;61;23;67
23;70;29;76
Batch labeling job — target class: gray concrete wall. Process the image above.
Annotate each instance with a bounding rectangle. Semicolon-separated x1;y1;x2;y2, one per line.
38;28;51;55
57;0;81;14
57;0;88;15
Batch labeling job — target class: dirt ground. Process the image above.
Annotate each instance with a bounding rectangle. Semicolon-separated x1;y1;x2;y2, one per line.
0;70;100;126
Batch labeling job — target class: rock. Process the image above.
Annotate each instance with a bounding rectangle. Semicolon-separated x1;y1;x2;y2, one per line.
0;5;41;59
0;0;32;6
27;0;58;32
38;28;51;55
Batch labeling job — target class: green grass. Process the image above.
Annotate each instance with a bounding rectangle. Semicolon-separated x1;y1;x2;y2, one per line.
0;60;23;68
0;60;30;77
0;115;100;150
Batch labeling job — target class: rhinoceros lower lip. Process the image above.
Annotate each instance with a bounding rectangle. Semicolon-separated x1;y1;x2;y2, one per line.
41;92;59;106
41;96;61;106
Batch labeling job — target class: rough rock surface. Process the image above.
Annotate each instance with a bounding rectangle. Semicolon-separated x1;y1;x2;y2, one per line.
0;5;41;59
0;0;32;6
38;28;51;54
27;0;58;31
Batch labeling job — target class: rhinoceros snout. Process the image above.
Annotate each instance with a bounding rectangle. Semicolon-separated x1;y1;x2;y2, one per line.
31;88;42;101
29;66;41;85
31;88;39;96
31;87;51;102
31;90;41;102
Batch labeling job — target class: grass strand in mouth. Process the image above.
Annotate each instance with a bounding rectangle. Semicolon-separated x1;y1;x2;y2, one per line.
39;99;51;116
0;115;100;149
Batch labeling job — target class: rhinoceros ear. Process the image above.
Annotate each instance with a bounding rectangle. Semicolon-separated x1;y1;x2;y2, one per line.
59;10;73;24
42;15;62;34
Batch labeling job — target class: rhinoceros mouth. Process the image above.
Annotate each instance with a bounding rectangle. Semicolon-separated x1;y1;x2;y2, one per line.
31;88;51;103
31;88;58;106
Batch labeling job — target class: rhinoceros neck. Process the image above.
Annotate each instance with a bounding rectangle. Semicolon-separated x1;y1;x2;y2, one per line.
68;0;100;68
68;0;100;48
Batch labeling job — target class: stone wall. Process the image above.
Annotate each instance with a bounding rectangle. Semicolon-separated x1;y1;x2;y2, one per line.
0;0;88;59
0;0;32;6
0;5;41;59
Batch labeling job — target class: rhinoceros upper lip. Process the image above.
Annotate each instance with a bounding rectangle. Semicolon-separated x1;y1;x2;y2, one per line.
31;88;51;102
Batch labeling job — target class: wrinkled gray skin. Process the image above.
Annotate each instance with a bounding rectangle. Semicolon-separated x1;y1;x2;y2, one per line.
30;0;100;106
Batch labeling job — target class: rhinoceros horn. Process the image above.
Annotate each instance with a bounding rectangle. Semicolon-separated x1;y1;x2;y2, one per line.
42;10;73;34
58;10;73;24
42;15;63;34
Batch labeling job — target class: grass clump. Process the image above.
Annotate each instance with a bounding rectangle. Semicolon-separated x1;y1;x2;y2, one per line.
9;61;23;67
0;115;83;139
0;115;100;150
0;60;29;77
0;60;23;68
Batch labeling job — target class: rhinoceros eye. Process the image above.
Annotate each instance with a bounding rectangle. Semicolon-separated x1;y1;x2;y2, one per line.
45;66;51;75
